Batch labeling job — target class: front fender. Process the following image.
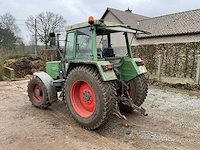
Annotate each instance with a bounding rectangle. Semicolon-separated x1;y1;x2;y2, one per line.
33;71;57;103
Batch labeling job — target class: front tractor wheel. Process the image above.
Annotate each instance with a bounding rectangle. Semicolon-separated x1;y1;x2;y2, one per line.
27;77;50;109
119;74;148;113
65;66;116;130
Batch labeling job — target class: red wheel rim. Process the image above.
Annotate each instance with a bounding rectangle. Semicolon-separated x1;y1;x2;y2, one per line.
71;80;96;117
32;84;43;102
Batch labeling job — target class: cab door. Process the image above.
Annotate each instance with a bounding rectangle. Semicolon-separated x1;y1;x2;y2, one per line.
64;31;75;72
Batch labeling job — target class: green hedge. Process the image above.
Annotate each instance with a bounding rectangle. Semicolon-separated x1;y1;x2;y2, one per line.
133;42;200;79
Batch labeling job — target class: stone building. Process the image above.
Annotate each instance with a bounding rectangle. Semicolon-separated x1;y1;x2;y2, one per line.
101;8;200;79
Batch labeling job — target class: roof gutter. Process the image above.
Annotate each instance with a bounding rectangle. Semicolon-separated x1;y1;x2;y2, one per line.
136;31;200;39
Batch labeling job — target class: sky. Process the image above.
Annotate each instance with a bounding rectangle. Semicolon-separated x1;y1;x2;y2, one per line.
1;0;200;44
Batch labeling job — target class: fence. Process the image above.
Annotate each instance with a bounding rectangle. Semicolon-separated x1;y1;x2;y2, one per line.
38;49;57;61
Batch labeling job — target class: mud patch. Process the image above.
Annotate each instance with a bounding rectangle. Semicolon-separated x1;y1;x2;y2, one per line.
4;57;46;78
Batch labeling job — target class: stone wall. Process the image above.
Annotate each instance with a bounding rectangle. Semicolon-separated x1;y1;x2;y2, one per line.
132;42;200;79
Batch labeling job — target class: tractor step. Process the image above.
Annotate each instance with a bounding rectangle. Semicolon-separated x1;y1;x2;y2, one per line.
53;79;65;92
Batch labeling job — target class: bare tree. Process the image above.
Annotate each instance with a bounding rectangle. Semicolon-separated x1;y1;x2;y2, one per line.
26;11;67;49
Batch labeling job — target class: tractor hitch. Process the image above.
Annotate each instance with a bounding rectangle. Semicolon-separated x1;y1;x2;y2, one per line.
118;96;148;116
125;90;148;116
113;102;127;120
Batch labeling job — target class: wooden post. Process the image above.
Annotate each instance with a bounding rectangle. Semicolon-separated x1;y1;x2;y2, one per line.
158;54;162;81
196;55;200;84
51;53;53;61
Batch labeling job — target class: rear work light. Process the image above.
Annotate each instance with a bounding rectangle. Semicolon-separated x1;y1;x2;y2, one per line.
136;60;144;66
101;64;114;71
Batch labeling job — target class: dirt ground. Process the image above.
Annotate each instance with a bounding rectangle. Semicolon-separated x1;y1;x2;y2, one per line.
0;80;200;150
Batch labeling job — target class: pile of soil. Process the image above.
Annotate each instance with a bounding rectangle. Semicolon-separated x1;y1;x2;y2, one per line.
4;57;46;78
149;78;200;91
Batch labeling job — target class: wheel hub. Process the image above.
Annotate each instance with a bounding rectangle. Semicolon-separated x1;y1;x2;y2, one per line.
35;89;41;96
32;84;43;102
83;91;91;102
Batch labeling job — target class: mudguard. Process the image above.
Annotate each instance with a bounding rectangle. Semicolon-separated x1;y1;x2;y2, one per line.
95;61;117;81
68;61;117;81
33;71;57;104
117;58;147;82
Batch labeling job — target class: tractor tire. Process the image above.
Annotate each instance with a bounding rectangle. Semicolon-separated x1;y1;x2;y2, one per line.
64;66;116;130
27;77;50;109
119;74;148;113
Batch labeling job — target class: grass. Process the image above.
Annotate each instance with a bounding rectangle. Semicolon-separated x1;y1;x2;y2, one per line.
149;84;200;98
149;74;195;84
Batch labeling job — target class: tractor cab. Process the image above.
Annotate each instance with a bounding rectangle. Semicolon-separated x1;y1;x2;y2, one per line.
64;18;149;62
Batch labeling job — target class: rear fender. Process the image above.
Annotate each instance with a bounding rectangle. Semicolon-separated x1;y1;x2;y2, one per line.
33;72;57;103
95;61;117;81
67;61;117;81
118;58;147;82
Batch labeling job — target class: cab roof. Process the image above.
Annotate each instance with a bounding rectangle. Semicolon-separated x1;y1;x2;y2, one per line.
65;19;150;34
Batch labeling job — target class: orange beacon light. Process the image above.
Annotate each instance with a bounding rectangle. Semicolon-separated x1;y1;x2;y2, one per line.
88;16;94;25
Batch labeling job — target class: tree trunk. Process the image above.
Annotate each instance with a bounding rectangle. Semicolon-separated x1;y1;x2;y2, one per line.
45;42;48;49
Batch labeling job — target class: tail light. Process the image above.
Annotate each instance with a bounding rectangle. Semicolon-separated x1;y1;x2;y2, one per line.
101;64;114;71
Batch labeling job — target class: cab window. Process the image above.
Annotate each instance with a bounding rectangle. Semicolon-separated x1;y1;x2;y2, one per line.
76;27;92;58
65;32;75;58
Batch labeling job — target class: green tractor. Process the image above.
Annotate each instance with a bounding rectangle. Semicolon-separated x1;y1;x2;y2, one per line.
27;17;149;130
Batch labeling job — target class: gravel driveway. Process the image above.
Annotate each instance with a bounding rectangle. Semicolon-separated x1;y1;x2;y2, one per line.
0;80;200;150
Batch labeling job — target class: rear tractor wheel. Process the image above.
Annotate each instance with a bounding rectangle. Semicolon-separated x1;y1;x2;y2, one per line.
65;66;117;130
119;74;148;113
27;77;50;109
